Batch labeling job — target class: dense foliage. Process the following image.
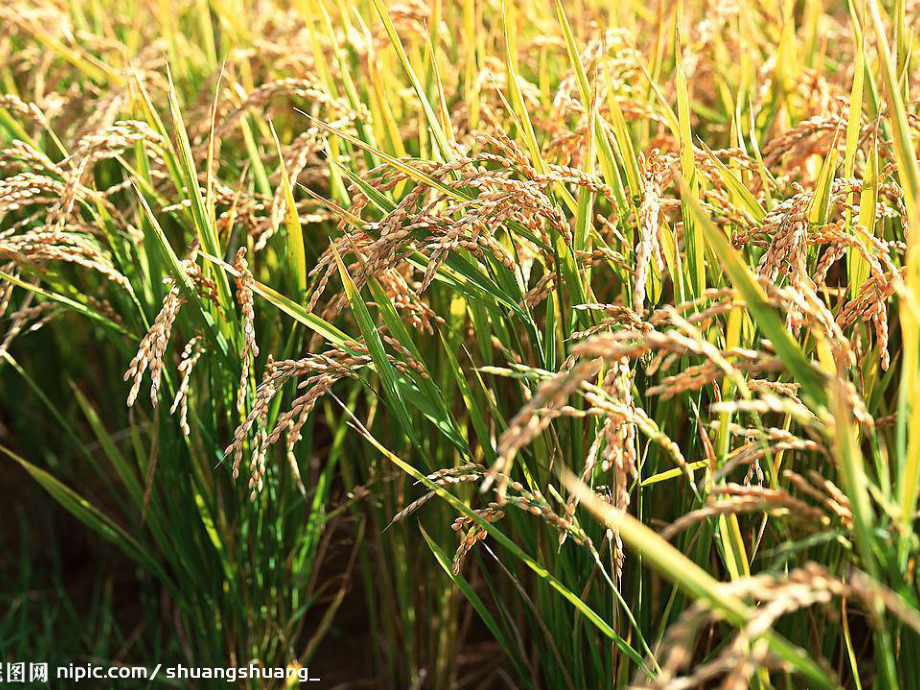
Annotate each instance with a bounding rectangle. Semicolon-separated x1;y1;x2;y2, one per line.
3;0;920;687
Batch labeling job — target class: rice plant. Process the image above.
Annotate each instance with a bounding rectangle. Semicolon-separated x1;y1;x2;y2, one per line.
3;0;920;687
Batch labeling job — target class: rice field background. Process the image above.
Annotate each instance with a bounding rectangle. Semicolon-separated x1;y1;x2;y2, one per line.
3;0;920;687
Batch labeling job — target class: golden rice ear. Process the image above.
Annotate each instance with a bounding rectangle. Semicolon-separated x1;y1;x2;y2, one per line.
233;247;258;413
124;281;185;408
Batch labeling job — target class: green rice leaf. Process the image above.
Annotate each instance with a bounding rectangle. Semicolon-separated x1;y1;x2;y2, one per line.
370;0;454;162
269;121;307;294
1;443;166;583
